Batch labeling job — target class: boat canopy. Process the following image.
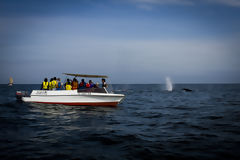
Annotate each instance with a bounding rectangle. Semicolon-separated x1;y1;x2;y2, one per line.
63;73;108;78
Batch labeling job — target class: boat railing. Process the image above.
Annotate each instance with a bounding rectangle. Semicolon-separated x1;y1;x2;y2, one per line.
77;88;108;93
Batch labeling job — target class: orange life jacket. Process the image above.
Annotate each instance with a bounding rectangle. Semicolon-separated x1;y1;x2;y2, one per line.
72;81;78;90
86;83;90;88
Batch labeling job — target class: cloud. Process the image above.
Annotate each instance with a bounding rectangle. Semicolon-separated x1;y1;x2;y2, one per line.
208;0;240;7
136;4;154;10
126;0;240;8
131;0;194;10
130;0;194;6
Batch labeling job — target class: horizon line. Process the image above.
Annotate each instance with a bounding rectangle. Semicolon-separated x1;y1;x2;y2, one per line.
2;83;240;85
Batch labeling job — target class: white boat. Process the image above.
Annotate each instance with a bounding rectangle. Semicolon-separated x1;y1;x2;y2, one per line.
16;73;125;107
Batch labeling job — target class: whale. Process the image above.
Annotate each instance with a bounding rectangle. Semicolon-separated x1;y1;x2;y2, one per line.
182;88;193;92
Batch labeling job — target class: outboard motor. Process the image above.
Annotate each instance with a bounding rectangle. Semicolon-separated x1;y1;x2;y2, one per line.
16;91;29;101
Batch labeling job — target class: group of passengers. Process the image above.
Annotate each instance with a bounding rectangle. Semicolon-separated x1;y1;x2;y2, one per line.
41;77;62;90
41;77;107;90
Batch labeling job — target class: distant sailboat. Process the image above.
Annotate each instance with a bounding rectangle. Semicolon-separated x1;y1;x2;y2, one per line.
8;77;13;86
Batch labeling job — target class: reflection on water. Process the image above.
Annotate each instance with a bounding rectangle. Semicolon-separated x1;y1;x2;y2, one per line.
27;103;118;132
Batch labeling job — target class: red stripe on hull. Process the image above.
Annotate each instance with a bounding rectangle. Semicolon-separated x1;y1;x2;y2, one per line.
33;101;119;107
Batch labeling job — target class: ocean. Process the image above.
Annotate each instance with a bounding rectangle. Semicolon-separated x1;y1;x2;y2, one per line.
0;84;240;160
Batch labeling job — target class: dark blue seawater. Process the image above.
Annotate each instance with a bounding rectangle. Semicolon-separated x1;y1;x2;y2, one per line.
0;84;240;160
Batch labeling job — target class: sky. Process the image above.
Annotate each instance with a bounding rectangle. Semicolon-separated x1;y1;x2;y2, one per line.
0;0;240;84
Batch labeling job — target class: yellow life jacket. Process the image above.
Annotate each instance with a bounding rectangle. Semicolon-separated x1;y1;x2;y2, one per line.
66;84;72;90
42;81;48;90
52;80;57;88
49;81;52;90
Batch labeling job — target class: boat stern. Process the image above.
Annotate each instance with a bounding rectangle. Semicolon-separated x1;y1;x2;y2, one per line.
16;91;29;101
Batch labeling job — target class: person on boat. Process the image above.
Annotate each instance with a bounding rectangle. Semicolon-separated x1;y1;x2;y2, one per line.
49;78;53;90
41;78;49;90
72;78;78;90
51;77;57;90
86;80;94;88
94;82;99;88
79;79;86;89
56;78;62;90
65;79;72;90
90;80;95;88
102;78;107;88
86;82;90;88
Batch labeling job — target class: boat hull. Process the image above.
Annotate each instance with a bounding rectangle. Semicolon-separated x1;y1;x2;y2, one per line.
32;101;118;106
21;90;124;107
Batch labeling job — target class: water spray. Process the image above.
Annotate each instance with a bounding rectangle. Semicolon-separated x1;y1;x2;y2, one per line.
165;76;173;92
